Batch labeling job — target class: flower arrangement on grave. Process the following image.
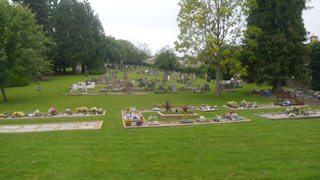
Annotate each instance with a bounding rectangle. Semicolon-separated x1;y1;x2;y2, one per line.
129;112;140;121
97;108;103;114
34;109;41;117
66;109;72;115
127;107;137;113
48;108;57;115
0;113;3;117
288;113;296;118
253;101;259;108
13;111;24;117
76;107;81;113
163;101;173;112
293;106;300;112
227;101;237;108
136;119;144;126
90;107;98;114
181;105;188;113
125;119;132;126
81;107;88;113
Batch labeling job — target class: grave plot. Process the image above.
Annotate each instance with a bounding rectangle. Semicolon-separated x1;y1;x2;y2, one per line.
255;110;320;120
188;104;219;112
0;121;103;133
0;107;106;120
223;100;309;110
121;107;251;129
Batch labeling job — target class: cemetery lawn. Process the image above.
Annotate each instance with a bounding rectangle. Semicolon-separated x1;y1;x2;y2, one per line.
0;74;320;179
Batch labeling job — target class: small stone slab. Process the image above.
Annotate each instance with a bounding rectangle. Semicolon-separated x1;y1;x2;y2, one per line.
0;121;103;133
255;110;320;120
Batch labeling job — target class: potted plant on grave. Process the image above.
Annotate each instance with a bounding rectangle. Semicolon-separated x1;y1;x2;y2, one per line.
227;101;237;108
125;119;132;126
81;107;88;114
66;109;72;115
76;107;82;113
34;109;41;117
136;119;144;126
162;101;173;112
48;108;57;116
90;107;98;114
13;111;24;117
97;108;103;114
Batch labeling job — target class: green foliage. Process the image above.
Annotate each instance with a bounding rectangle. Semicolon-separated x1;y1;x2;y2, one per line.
309;41;320;90
4;75;29;87
53;0;106;73
155;46;180;71
175;0;253;97
242;0;308;92
0;0;52;101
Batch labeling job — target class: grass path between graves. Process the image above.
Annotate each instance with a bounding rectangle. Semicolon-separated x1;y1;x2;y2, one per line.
0;72;320;179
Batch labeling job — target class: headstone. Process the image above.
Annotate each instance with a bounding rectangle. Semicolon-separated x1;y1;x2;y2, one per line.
85;70;88;77
168;84;177;93
168;75;171;81
156;70;159;77
192;73;196;81
37;84;42;91
111;71;116;80
155;85;165;94
105;68;110;82
205;73;208;79
146;82;156;90
203;83;210;91
138;81;146;87
123;70;128;79
142;75;147;81
207;77;211;83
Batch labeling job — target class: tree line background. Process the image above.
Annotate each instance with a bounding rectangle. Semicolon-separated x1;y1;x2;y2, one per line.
1;0;320;101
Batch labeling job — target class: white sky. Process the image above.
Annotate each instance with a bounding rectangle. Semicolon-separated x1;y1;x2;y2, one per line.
89;0;320;55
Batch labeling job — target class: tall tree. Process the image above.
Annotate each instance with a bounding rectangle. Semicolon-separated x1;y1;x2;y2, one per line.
154;46;180;71
0;0;51;101
175;0;253;97
242;0;308;93
53;0;105;74
308;41;320;90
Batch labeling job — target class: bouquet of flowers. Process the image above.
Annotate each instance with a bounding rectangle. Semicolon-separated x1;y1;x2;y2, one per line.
90;107;98;113
81;107;88;113
125;119;132;126
48;108;57;115
34;109;41;117
227;101;237;108
13;111;24;117
97;108;103;114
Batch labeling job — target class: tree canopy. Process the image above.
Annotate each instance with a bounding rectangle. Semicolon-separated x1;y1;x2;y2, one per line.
308;41;320;90
175;0;254;97
52;0;106;74
154;46;180;71
242;0;308;93
0;0;51;101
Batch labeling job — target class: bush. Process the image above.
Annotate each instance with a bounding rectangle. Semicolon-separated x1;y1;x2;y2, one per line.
5;75;29;87
89;68;105;75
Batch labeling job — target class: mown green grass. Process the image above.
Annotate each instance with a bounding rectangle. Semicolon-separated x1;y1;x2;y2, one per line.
0;72;320;179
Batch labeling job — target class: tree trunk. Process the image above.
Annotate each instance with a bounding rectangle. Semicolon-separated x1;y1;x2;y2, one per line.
0;84;8;102
63;65;66;74
72;65;76;74
215;63;221;97
271;79;283;94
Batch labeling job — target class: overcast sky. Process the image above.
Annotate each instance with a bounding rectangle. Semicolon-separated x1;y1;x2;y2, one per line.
89;0;320;55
